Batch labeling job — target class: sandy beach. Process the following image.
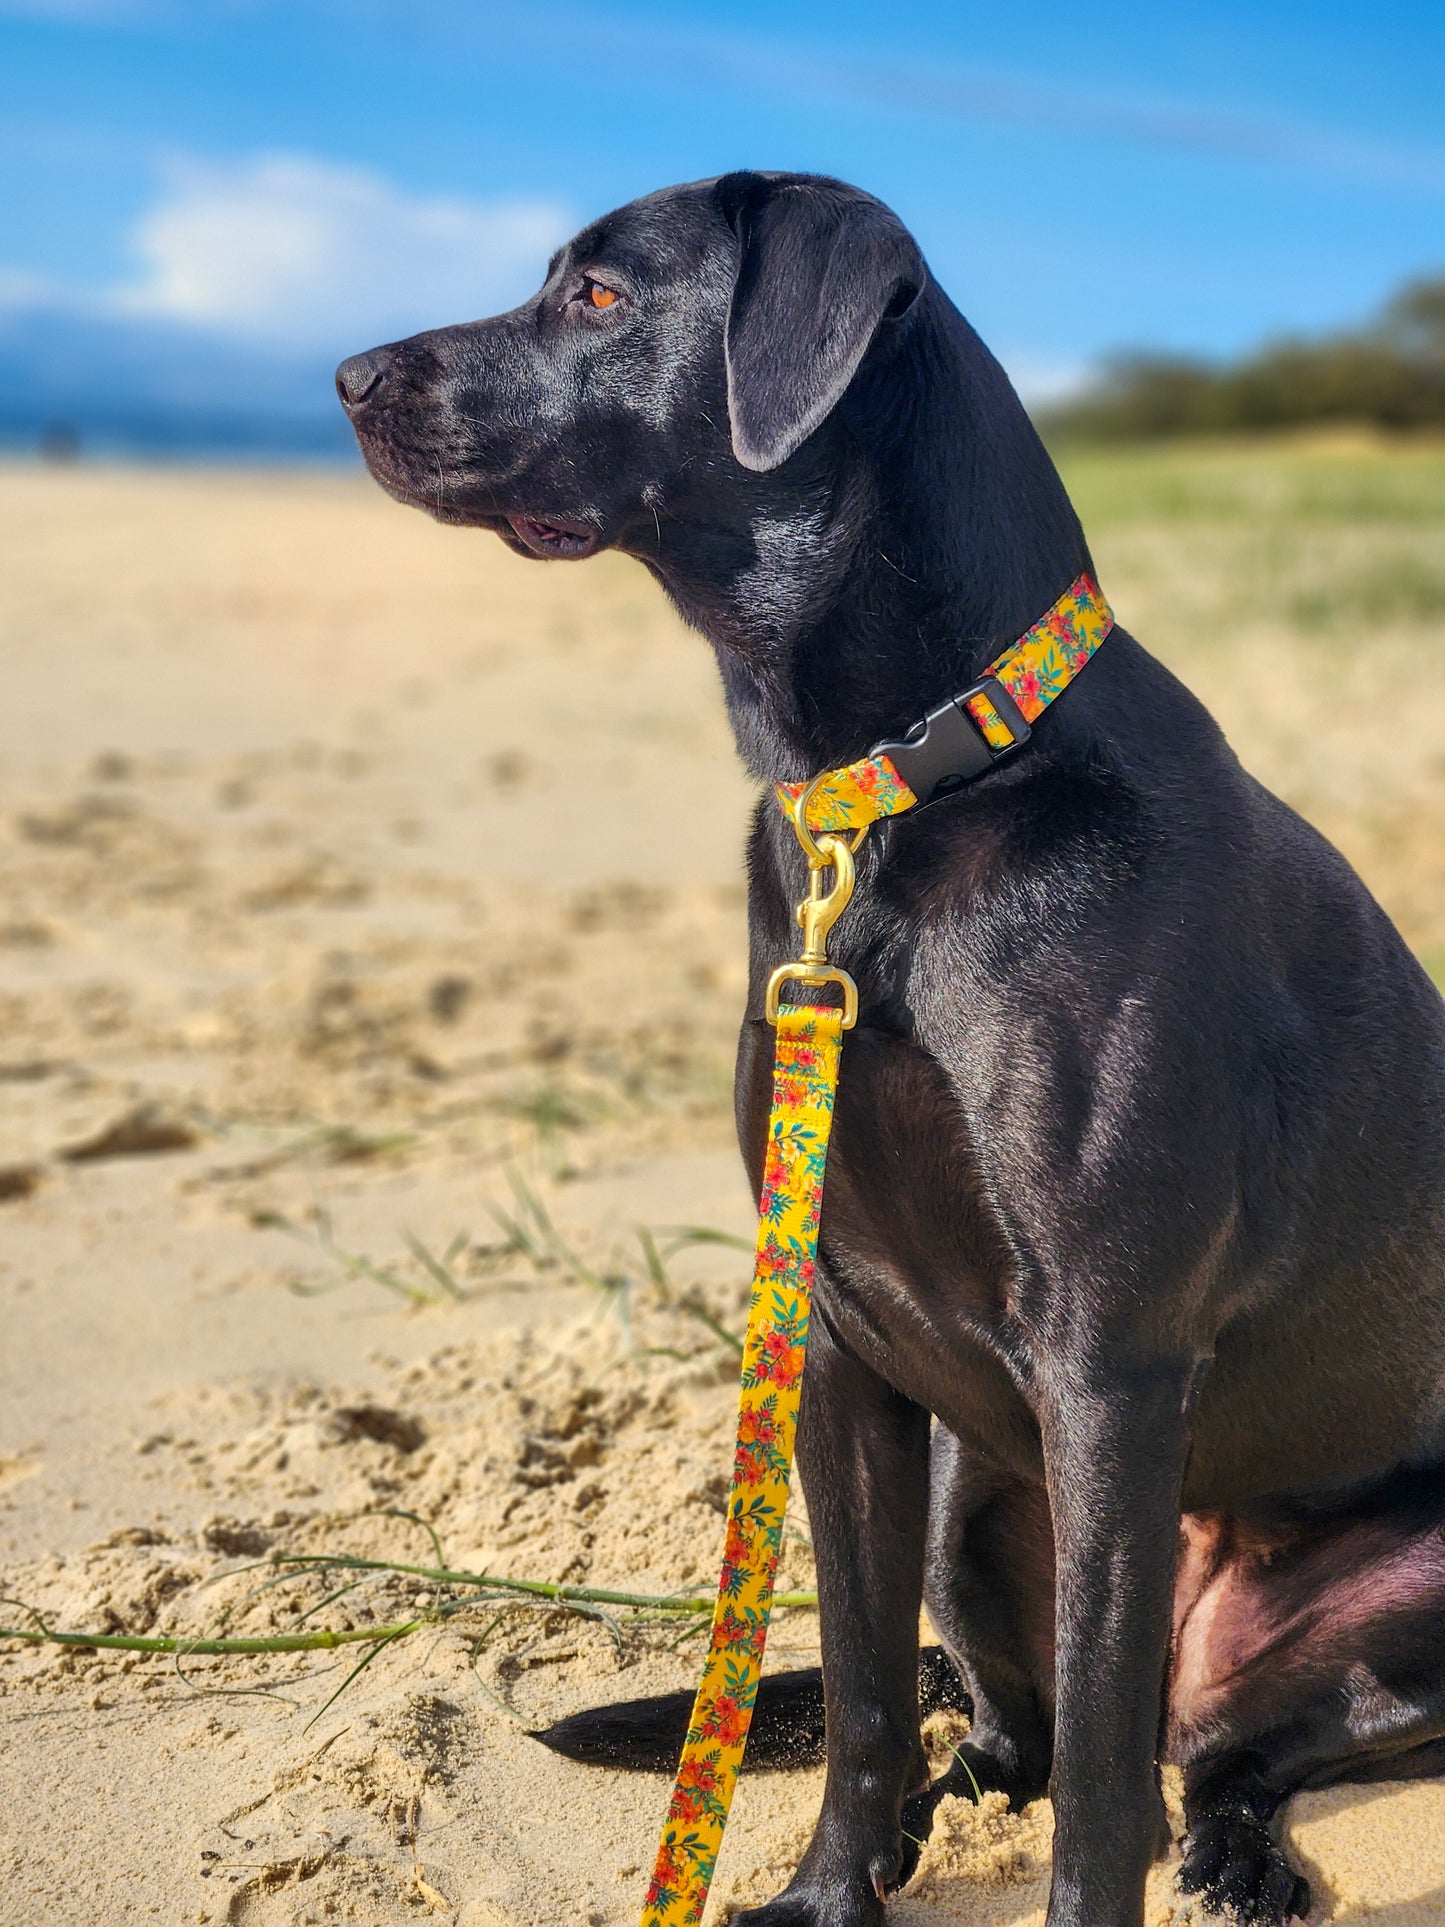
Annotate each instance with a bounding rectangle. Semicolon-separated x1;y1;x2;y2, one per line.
2;447;1444;1926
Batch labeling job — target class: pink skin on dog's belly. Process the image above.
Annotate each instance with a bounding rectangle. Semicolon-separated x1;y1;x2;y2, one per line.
1168;1506;1445;1749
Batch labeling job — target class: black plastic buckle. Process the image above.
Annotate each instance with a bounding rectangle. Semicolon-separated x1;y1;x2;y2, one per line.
871;675;1032;806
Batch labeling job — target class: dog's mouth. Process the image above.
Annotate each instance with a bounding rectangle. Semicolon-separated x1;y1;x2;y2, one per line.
348;438;603;557
504;514;600;560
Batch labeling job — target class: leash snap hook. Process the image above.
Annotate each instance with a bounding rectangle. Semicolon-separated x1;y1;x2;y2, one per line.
795;833;856;965
764;774;865;1030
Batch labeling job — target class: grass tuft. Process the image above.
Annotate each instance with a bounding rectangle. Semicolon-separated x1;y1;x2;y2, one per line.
247;1168;754;1362
253;1204;443;1306
0;1552;818;1722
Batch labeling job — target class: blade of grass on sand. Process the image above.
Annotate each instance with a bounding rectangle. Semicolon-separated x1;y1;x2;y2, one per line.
656;1225;755;1257
303;1626;412;1732
253;1209;435;1306
263;1553;816;1615
0;1618;426;1656
380;1507;448;1567
2;1562;817;1647
402;1230;468;1300
648;1223;750;1349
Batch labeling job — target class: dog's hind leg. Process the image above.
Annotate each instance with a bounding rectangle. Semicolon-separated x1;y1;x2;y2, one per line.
733;1300;933;1927
1170;1476;1445;1925
917;1425;1055;1808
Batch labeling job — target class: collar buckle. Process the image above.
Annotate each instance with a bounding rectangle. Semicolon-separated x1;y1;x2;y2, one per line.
870;674;1032;807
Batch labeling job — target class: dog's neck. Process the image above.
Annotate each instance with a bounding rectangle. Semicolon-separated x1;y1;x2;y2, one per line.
640;288;1093;783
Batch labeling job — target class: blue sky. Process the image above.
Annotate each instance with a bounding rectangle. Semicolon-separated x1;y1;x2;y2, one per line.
2;0;1442;444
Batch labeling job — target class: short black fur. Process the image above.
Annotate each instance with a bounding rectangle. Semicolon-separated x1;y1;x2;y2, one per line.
339;171;1445;1927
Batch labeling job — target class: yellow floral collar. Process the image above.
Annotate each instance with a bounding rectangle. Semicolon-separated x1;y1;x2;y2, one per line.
779;571;1113;834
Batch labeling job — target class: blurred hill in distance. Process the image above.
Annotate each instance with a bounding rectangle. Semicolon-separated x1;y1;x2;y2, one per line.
1045;275;1445;440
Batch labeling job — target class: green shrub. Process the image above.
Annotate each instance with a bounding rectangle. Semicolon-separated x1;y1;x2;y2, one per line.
1045;275;1445;439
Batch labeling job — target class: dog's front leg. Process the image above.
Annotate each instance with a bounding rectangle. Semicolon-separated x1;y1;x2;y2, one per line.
735;1301;931;1927
1041;1358;1190;1927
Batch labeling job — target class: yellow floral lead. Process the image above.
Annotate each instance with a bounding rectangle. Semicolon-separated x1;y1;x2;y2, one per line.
640;1001;843;1927
639;571;1111;1925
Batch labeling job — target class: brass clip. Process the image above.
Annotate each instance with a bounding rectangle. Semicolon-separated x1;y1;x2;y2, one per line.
764;775;866;1030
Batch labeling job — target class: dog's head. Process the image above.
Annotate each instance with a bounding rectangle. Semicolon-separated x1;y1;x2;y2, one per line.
336;172;926;564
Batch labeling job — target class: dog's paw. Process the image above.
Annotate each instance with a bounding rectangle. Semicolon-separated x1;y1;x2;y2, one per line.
730;1845;905;1927
730;1789;929;1925
730;1880;887;1927
735;1888;893;1919
1177;1809;1311;1923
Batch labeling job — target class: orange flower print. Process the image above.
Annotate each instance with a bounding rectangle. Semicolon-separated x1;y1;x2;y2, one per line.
699;1693;748;1747
645;1842;684;1911
667;1756;721;1823
739;1406;777;1447
733;1403;783;1486
762;1143;791;1189
778;1040;819;1072
723;1514;752;1563
754;1329;804;1389
718;1513;753;1596
753;1239;799;1286
716;1607;767;1659
1013;666;1043;711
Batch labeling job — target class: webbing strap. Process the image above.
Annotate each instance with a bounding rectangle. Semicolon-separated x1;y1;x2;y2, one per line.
778;572;1113;834
640;1003;843;1926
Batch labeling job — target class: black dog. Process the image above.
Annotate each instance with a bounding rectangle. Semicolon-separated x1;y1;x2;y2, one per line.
338;173;1445;1927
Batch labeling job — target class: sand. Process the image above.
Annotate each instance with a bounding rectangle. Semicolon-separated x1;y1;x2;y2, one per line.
2;453;1444;1926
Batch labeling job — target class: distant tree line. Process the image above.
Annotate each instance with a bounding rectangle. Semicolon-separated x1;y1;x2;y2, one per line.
1044;275;1445;438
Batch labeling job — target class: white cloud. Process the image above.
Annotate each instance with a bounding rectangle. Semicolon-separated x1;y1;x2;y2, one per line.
0;266;62;308
104;153;573;354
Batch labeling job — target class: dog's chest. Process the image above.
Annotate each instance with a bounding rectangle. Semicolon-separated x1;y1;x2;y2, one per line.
737;1013;1042;1474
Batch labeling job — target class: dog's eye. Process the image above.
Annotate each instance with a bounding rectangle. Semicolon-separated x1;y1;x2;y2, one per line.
585;279;620;310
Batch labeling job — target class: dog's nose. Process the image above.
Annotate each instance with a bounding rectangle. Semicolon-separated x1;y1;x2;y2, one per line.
335;352;384;410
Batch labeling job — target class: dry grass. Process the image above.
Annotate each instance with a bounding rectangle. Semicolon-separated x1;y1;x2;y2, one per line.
1062;434;1445;978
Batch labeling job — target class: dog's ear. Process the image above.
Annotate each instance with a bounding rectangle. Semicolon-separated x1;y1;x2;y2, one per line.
717;173;925;473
